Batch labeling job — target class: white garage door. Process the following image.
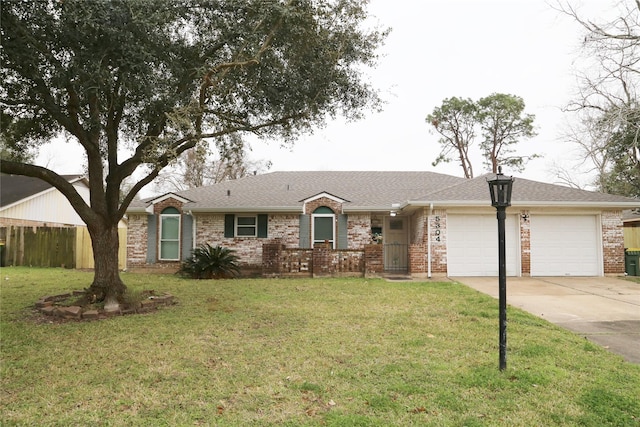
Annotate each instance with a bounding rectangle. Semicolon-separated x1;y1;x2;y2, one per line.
530;215;600;276
447;214;519;276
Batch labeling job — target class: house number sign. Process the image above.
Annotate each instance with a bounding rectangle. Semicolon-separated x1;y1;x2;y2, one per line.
434;215;441;242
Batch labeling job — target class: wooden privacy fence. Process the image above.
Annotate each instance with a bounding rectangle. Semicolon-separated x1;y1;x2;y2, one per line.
0;225;127;270
624;226;640;249
75;226;127;270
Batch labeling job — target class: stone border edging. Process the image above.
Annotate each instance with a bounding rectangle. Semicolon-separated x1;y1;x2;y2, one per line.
35;290;176;320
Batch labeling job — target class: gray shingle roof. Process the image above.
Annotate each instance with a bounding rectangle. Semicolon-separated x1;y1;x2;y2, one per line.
623;209;640;222
0;174;85;208
418;174;639;205
128;171;638;213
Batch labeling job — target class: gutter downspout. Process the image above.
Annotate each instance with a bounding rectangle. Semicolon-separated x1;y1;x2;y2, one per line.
428;203;433;278
191;212;196;252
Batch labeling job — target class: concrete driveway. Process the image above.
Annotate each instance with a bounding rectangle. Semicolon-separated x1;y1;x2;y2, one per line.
451;276;640;364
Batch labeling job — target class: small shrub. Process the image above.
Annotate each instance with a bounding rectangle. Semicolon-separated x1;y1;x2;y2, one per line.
178;244;240;279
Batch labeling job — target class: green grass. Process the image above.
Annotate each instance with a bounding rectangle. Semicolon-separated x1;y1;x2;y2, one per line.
1;267;639;426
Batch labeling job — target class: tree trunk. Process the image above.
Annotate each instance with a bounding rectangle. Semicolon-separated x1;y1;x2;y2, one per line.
86;222;127;306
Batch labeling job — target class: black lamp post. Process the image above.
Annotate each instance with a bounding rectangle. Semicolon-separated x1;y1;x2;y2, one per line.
487;166;514;371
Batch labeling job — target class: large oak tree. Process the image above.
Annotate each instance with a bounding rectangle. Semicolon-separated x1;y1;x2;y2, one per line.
0;0;386;306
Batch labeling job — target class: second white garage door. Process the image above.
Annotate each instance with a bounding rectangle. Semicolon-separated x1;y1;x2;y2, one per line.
447;214;519;276
530;215;601;276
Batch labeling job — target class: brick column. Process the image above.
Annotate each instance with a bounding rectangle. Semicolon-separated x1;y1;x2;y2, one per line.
602;210;625;274
364;244;383;277
409;244;426;273
430;211;447;274
312;242;332;277
262;241;285;277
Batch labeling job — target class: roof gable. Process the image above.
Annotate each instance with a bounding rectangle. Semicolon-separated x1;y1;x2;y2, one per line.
300;192;349;204
0;174;86;209
147;193;192;205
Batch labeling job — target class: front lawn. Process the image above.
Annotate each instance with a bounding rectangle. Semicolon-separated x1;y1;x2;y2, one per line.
1;267;639;426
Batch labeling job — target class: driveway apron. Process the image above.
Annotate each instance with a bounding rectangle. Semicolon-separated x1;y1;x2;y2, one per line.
452;276;640;364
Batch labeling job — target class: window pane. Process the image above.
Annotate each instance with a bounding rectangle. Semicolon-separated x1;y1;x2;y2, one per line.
161;216;180;239
237;227;256;236
162;207;180;214
390;220;403;230
314;217;333;241
313;206;333;214
160;241;179;260
237;217;256;226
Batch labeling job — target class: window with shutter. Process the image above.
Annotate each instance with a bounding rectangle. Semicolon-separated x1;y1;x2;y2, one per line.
312;206;335;248
224;214;268;238
159;207;180;260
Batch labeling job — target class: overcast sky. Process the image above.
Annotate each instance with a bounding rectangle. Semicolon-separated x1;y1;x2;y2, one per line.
36;0;613;189
250;0;611;187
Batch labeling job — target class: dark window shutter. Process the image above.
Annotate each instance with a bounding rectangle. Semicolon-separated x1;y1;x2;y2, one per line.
299;214;310;248
257;214;268;238
224;214;235;238
337;214;348;249
146;214;157;263
181;214;193;260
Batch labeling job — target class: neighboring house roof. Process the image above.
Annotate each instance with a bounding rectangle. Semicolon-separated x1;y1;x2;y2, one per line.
623;209;640;224
128;171;639;213
0;174;86;209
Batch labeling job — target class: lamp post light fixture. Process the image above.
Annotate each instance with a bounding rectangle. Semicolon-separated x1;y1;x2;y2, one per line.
487;166;514;371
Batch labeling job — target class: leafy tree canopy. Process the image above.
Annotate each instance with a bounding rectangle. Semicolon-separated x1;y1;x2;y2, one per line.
426;93;538;178
476;93;538;174
0;0;387;302
426;97;477;179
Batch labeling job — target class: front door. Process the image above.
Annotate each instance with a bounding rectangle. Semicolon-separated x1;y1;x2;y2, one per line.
384;216;408;272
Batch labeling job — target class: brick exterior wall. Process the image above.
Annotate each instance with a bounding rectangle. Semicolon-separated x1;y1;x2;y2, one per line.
520;210;531;275
126;197;188;271
348;214;372;249
304;197;343;215
268;214;301;247
312;244;332;276
152;198;184;215
602;210;625;274
126;214;148;266
409;243;426;273
263;241;370;278
194;213;301;266
407;209;428;274
410;209;426;245
127;200;626;277
403;208;448;275
364;244;383;276
262;242;285;276
196;213;260;265
429;210;448;274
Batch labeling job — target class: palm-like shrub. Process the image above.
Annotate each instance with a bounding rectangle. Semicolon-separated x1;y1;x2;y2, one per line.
178;244;240;279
